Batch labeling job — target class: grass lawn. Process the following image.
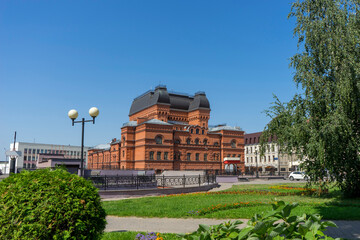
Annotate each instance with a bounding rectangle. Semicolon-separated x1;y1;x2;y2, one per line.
102;231;180;240
103;183;360;220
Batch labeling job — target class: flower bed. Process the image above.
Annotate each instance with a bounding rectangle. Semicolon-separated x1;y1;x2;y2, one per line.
161;188;316;198
188;201;273;216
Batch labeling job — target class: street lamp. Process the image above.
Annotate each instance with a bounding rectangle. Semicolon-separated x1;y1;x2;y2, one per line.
255;150;259;178
68;107;99;177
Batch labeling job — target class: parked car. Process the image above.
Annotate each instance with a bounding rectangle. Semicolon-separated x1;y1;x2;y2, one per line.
289;171;309;181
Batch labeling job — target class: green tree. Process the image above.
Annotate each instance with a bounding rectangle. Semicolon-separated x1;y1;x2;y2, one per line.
261;0;360;197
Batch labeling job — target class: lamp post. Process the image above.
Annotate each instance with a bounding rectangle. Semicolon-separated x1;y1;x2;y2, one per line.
68;107;99;177
255;150;259;178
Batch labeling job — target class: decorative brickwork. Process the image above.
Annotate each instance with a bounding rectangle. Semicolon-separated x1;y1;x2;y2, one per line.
88;86;245;172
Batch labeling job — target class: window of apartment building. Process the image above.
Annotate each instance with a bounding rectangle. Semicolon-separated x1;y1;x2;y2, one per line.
202;129;204;135
246;147;248;154
237;154;241;158
246;157;248;163
227;154;230;157
255;156;257;162
204;153;208;161
32;156;35;161
203;139;208;145
231;140;236;148
267;145;270;152
268;156;270;162
32;164;36;168
195;139;199;145
251;157;253;163
232;154;236;157
23;163;26;168
37;149;40;154
174;139;180;144
24;156;27;161
196;129;199;134
44;149;47;154
33;149;35;154
28;149;32;154
264;157;266;163
157;152;161;160
187;153;191;161
190;129;193;134
149;151;154;160
273;155;275;161
155;136;163;144
245;139;248;144
214;142;219;146
271;145;275;152
195;153;199;161
24;148;27;154
41;149;43;153
56;150;59;154
164;152;168;160
186;138;191;144
250;147;252;153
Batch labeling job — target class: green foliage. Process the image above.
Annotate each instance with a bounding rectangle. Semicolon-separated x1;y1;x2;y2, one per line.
261;0;360;198
0;168;106;240
181;201;339;240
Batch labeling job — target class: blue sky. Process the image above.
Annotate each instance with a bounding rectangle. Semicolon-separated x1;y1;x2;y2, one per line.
0;0;299;161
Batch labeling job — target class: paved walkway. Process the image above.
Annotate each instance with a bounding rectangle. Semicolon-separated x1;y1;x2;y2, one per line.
104;180;360;239
105;216;360;239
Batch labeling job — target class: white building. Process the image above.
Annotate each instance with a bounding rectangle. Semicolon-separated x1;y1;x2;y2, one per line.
244;132;302;175
3;142;90;174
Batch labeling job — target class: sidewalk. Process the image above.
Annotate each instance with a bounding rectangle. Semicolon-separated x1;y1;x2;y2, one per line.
104;181;360;239
105;216;360;239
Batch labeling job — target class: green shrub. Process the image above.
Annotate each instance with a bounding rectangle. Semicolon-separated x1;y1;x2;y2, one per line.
0;168;106;240
182;201;339;240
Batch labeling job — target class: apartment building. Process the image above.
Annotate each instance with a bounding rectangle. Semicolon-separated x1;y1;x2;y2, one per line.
244;132;302;174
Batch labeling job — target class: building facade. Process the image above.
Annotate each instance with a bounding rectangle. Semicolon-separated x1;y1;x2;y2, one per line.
88;85;245;172
6;142;90;174
244;132;302;174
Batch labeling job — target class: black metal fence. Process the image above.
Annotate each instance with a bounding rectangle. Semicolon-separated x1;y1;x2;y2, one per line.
87;174;217;190
87;175;156;190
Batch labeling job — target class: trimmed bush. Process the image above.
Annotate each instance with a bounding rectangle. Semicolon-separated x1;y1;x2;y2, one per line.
0;168;106;240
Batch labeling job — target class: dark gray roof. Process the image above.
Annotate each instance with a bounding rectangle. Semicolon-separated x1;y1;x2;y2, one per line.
129;85;210;116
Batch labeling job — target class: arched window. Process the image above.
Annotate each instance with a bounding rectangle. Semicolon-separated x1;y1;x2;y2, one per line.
186;138;191;144
202;129;205;135
196;129;199;134
190;129;193;134
122;137;126;146
155;136;163;144
231;140;236;148
195;139;199;145
203;139;208;145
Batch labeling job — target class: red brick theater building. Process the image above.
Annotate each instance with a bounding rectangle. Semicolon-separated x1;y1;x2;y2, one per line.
87;85;245;172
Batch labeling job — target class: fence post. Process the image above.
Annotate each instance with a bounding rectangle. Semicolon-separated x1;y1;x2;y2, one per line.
136;176;139;190
199;174;201;187
183;175;186;188
162;175;165;189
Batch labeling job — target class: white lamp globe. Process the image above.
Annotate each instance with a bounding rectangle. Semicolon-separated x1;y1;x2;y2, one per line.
89;107;99;118
68;109;78;120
